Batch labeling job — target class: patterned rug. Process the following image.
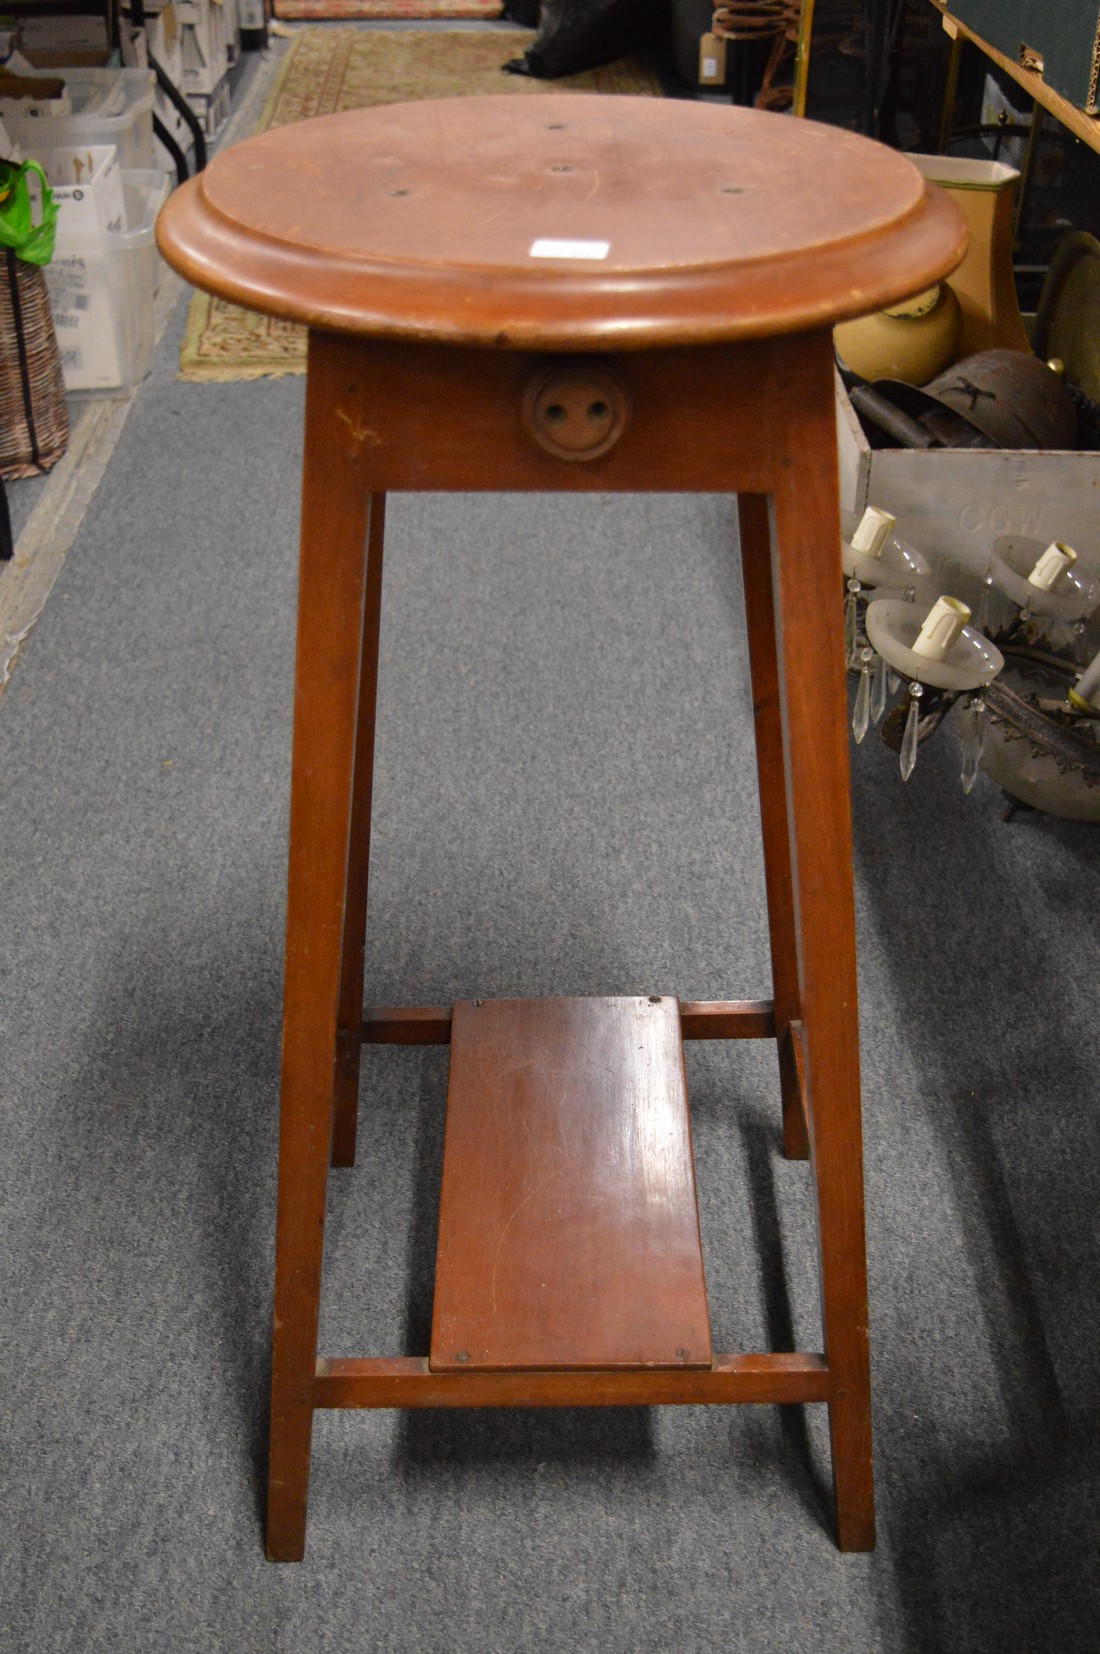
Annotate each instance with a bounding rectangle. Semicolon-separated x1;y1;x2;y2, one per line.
273;1;501;22
179;29;663;381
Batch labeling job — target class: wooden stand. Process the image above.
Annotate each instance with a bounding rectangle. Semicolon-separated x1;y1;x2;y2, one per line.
155;91;968;1563
267;325;875;1563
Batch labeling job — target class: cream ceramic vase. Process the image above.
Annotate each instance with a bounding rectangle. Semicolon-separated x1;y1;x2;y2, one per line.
906;154;1031;358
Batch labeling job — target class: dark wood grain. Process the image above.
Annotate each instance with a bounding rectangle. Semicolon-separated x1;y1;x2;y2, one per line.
315;1353;831;1409
430;997;712;1372
679;1000;775;1040
362;1006;453;1045
738;492;809;1161
331;493;386;1169
786;1020;810;1148
361;1000;776;1046
288;336;784;497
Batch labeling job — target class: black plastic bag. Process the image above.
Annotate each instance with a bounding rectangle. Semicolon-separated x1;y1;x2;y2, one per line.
503;0;662;80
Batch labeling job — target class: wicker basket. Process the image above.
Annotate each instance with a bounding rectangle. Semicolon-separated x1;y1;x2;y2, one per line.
0;246;69;481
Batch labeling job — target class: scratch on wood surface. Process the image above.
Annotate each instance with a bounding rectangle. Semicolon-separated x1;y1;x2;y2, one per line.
336;407;382;449
445;201;511;248
490;1183;555;1316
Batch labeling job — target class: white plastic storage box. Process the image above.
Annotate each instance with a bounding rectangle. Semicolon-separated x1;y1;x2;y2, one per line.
189;74;230;137
45;170;170;396
4;68;156;173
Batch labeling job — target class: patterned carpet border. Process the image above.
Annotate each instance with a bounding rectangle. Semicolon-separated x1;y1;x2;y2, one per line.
178;29;663;382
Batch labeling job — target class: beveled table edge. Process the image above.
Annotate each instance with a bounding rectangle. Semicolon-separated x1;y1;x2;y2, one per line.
157;175;967;352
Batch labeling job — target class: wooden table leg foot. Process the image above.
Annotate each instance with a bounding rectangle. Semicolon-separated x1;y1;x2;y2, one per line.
829;1389;877;1551
823;1402;873;1541
266;1397;314;1562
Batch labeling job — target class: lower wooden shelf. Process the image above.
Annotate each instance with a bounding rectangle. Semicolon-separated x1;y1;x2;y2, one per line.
429;995;713;1374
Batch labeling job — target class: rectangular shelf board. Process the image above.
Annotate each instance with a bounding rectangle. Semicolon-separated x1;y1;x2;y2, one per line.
430;995;713;1373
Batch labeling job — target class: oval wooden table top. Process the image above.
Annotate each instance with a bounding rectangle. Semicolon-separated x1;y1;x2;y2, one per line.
157;93;967;352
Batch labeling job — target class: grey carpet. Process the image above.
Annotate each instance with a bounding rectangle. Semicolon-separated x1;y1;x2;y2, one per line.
1;279;1098;1653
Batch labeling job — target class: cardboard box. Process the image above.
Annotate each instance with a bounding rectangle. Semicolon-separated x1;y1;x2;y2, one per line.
0;63;74;120
835;371;1100;592
149;3;183;80
17;14;112;69
39;143;127;236
0;89;72;119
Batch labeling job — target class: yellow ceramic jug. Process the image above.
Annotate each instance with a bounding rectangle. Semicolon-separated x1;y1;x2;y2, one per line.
834;282;961;384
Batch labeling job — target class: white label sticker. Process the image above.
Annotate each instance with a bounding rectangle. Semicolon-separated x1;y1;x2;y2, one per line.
529;238;611;261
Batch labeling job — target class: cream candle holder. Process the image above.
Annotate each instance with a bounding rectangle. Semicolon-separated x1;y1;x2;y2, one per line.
865;598;1003;693
990;535;1100;623
912;595;970;660
840;507;935;596
1027;542;1077;593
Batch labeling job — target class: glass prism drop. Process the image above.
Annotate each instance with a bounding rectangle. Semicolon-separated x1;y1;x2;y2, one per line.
845;579;861;668
852;651;872;743
960;695;986;794
870;651;888;724
900;683;923;781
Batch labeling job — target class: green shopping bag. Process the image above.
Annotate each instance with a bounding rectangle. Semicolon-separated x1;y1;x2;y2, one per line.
0;157;60;266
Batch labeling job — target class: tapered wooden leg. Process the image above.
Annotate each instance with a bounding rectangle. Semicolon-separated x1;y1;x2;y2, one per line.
768;333;875;1552
331;494;386;1170
738;492;809;1161
267;334;375;1563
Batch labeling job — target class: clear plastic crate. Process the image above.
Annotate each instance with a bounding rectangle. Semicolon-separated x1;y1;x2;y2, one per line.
5;68;156;172
45;170;171;398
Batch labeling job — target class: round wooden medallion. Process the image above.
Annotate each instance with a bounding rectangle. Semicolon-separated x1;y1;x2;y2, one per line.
523;364;630;460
